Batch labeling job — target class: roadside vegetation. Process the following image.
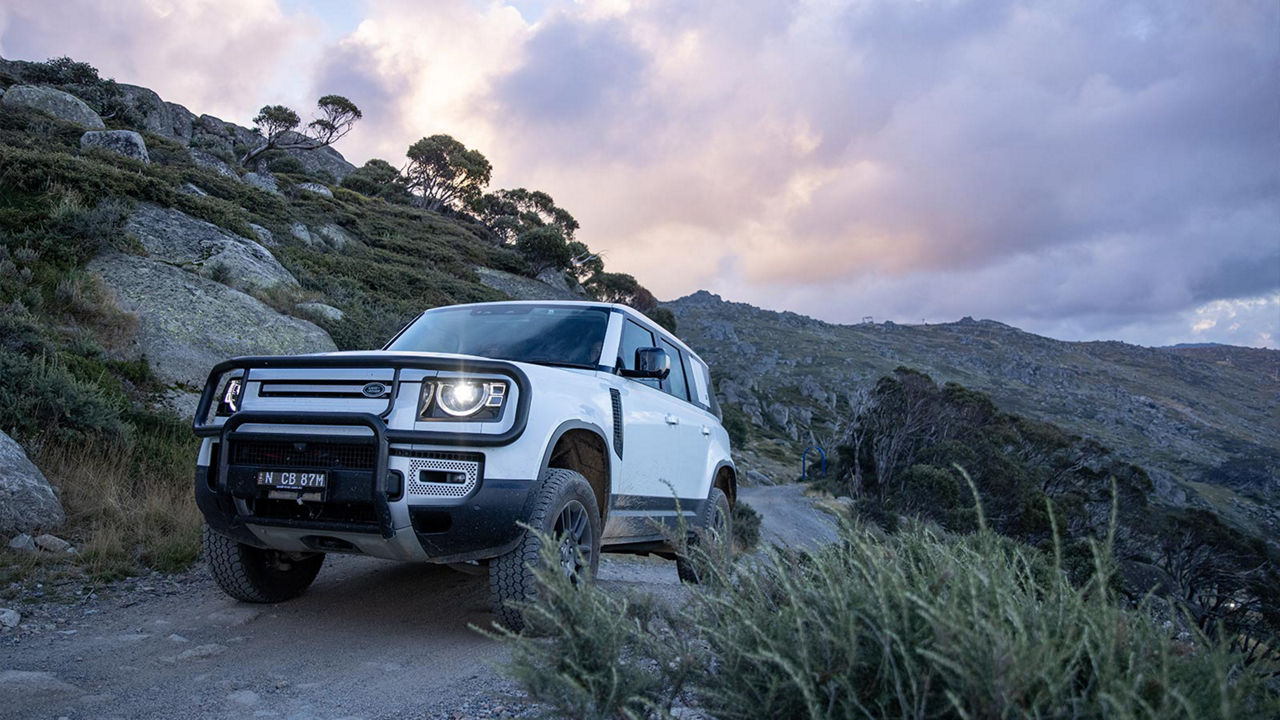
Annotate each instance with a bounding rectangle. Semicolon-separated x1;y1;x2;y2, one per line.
499;515;1279;719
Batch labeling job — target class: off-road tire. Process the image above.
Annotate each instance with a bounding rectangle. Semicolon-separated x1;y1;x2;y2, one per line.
677;487;732;584
489;468;602;632
203;526;325;603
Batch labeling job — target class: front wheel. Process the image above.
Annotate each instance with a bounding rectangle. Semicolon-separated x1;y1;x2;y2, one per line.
489;468;602;632
677;487;732;584
203;526;325;603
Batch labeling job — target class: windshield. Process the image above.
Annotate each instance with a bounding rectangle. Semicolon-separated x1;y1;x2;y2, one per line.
386;304;609;368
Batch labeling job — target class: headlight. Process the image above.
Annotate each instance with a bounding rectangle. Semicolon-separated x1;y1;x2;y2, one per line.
216;376;243;416
418;379;507;420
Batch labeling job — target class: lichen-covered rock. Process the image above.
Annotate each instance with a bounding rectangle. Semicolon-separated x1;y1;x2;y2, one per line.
276;131;356;181
243;172;279;194
88;252;336;393
297;302;344;322
189;149;239;181
117;84;174;138
125;204;297;290
1;85;104;128
166;102;195;142
316;224;354;250
80;130;149;163
290;222;313;245
0;431;66;536
249;223;275;247
298;182;333;198
473;266;579;301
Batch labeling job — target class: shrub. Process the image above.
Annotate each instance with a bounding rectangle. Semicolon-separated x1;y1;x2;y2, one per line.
732;500;761;552
0;351;128;445
500;519;1279;719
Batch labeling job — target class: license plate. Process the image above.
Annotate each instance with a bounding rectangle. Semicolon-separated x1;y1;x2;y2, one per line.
256;470;328;490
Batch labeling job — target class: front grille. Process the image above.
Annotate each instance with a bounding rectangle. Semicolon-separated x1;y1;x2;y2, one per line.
230;440;376;470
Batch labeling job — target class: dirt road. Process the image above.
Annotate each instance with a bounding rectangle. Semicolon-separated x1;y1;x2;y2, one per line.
1;485;835;719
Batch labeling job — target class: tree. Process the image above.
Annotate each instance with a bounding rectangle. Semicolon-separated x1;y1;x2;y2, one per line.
340;159;409;202
585;272;658;312
241;95;362;166
515;226;574;276
471;187;580;244
404;134;492;211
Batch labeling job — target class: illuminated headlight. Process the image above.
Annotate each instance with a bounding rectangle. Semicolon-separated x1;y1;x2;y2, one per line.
418;380;506;420
215;377;243;416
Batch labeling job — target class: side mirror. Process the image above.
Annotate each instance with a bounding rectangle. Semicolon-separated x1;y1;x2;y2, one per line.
621;347;670;380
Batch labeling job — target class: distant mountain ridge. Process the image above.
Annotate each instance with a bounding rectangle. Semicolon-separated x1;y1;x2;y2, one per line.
665;291;1279;534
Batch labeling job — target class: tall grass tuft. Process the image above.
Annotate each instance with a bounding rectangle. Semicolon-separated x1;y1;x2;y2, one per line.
500;519;1278;719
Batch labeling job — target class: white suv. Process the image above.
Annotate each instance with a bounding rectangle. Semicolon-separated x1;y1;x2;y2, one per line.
192;301;736;627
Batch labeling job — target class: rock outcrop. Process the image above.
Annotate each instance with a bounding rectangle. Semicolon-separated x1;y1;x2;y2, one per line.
0;431;66;536
80;130;149;163
125;204;297;290
1;85;104;128
88;253;336;396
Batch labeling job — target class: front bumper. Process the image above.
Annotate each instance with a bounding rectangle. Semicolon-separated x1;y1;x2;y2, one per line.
195;411;538;563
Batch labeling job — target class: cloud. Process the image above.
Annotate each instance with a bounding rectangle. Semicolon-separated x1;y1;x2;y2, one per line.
3;0;1275;347
0;0;324;122
470;0;1279;347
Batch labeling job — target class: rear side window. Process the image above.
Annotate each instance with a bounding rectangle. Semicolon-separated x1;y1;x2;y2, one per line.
658;338;690;401
618;319;659;389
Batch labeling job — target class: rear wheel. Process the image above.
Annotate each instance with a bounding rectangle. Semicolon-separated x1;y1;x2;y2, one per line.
677;487;732;584
489;468;602;632
203;526;325;603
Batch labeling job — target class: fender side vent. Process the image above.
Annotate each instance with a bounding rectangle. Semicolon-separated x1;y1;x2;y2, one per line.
610;388;623;459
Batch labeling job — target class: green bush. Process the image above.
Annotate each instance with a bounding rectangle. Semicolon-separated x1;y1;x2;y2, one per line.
732;500;761;552
499;520;1279;719
0;351;128;444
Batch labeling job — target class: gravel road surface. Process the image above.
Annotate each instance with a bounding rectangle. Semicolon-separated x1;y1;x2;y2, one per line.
1;484;833;719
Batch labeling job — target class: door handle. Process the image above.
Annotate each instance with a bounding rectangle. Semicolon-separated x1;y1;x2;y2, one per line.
665;414;680;425
701;425;711;436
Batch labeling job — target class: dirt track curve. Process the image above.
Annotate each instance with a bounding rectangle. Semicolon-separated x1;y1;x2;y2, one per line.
0;484;836;719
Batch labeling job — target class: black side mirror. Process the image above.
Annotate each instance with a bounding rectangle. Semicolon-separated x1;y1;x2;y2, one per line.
621;347;670;380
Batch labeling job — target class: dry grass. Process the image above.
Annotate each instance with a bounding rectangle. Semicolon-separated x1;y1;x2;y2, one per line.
32;432;201;581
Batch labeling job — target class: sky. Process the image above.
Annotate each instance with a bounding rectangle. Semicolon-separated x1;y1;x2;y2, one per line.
2;0;1277;349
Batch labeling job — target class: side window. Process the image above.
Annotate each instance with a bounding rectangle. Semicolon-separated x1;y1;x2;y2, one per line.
658;338;690;401
618;319;659;389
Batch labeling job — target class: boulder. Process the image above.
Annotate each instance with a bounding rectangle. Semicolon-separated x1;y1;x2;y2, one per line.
277;131;356;181
290;222;313;244
0;608;19;628
124;203;297;290
189;149;239;181
316;224;354;250
249;223;275;247
298;182;333;198
1;85;104;129
243;172;279;194
166;102;196;142
80;130;150;163
297;302;344;322
88;252;336;392
473;266;579;301
117;84;174;138
0;431;66;535
33;533;72;554
7;533;35;552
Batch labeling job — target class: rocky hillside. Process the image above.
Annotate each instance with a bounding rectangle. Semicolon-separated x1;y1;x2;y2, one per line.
667;291;1279;534
0;57;573;568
